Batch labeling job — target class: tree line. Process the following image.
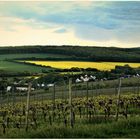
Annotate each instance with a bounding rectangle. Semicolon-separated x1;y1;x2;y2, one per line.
0;45;140;62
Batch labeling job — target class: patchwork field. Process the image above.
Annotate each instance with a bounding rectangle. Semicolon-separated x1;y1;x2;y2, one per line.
25;61;140;71
0;53;69;60
0;60;52;73
0;53;68;73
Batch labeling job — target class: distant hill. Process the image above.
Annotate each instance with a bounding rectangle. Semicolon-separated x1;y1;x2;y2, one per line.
0;45;140;62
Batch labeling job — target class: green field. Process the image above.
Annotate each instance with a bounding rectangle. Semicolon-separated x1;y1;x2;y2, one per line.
0;53;68;73
0;60;54;73
1;116;140;138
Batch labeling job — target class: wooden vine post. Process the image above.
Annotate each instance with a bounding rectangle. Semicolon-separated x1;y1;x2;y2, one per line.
0;92;2;107
52;83;56;121
115;77;122;121
74;82;76;98
7;90;9;107
138;85;140;96
95;80;98;96
25;82;32;132
53;84;56;109
92;82;94;98
137;77;140;96
86;81;89;101
64;82;67;103
12;85;15;108
86;81;89;119
69;78;74;128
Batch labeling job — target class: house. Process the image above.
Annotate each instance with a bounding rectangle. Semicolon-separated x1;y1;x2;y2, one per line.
7;86;12;92
16;87;35;92
47;84;54;87
76;78;82;83
6;85;35;92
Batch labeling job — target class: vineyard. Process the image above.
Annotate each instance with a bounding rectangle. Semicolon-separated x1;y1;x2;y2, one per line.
1;1;140;138
0;78;140;138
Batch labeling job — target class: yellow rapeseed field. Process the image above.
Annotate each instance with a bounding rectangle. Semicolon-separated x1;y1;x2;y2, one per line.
25;61;140;71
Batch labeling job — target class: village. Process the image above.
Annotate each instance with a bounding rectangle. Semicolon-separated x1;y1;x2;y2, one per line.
0;73;139;96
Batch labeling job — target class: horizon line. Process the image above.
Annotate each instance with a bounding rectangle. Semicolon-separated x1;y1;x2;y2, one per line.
0;44;139;49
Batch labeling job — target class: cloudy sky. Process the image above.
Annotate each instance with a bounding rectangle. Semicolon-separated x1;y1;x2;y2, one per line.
0;1;140;48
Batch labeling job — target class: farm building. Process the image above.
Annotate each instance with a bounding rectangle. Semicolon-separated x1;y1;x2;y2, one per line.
6;85;35;92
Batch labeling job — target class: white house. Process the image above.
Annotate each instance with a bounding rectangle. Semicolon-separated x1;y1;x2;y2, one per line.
76;78;82;83
16;87;35;92
7;86;32;92
7;86;12;92
47;84;54;87
90;75;96;80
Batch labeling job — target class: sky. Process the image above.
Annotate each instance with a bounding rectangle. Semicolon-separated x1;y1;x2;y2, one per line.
0;1;140;48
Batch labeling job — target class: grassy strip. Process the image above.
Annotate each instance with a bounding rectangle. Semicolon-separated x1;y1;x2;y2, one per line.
0;60;54;73
1;116;140;138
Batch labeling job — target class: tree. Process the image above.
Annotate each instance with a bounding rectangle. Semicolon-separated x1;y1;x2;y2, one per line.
0;78;8;94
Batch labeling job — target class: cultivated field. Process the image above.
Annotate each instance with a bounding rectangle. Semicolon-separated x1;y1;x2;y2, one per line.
25;60;140;71
0;53;67;73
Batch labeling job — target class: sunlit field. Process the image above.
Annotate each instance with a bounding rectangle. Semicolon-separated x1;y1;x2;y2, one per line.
25;61;140;71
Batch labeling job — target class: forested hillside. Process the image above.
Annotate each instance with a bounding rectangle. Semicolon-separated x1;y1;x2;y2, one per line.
0;45;140;62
